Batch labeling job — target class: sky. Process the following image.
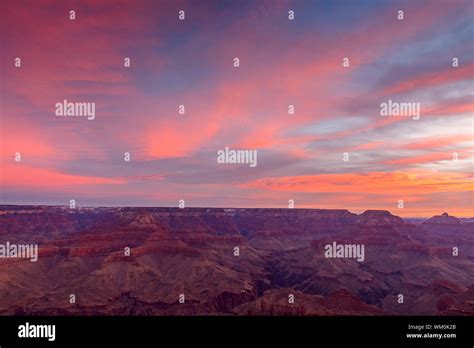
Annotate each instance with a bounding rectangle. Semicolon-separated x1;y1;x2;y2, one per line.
0;0;473;217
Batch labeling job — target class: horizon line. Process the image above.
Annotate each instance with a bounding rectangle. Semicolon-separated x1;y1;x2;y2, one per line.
0;203;472;219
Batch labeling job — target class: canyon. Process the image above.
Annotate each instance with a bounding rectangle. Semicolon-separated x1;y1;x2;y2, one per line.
0;206;472;316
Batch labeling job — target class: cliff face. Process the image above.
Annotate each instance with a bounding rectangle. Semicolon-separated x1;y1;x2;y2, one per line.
423;212;461;225
356;210;405;226
0;205;472;316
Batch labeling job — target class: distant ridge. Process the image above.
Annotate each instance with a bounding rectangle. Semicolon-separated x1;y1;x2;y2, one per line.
0;204;467;221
